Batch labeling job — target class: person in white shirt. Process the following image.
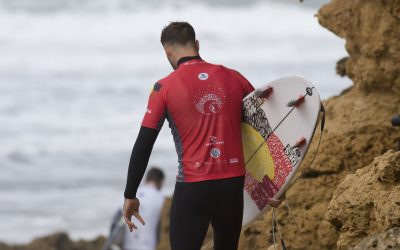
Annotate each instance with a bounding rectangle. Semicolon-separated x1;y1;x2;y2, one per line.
103;168;165;250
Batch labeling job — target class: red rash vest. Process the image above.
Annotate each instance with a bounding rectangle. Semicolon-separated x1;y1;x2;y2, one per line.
142;57;255;182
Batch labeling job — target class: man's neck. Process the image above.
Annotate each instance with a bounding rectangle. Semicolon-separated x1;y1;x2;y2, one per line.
173;48;199;61
176;55;202;68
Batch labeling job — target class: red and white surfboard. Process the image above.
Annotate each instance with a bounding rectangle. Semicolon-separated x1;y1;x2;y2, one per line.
241;76;321;226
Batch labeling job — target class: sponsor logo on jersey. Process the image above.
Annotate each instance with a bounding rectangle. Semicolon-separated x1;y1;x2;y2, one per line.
229;158;239;164
198;73;209;80
210;148;221;158
184;61;204;66
206;136;224;147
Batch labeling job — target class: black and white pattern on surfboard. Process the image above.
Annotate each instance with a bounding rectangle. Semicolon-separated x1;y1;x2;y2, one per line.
284;144;300;166
243;96;272;137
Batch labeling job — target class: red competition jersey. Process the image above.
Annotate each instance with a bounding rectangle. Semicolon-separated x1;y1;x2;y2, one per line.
142;57;254;182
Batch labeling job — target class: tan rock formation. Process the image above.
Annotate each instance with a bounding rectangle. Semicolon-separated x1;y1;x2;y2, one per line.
318;0;400;94
326;150;400;249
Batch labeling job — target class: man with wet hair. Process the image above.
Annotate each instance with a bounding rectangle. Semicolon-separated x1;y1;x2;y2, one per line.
123;22;255;250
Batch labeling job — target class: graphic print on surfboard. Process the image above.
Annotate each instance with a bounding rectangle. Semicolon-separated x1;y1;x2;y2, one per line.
241;76;321;226
242;96;293;211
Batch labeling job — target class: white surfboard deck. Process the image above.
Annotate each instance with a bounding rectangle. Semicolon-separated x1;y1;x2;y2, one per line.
241;76;321;226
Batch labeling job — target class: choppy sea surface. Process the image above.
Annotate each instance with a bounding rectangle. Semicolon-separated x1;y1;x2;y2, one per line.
0;0;351;244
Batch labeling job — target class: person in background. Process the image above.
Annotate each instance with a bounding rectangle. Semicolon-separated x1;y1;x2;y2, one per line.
103;167;165;250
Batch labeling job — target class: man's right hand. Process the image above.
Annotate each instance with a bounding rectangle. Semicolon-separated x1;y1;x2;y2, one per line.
123;198;145;232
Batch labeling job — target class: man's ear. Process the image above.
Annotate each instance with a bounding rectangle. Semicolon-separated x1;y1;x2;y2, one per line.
164;46;172;57
195;40;200;52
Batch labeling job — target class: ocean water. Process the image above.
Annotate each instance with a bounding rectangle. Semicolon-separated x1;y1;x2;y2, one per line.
0;0;351;244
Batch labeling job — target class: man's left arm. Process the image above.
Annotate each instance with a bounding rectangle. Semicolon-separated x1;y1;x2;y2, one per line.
123;126;160;231
124;82;167;231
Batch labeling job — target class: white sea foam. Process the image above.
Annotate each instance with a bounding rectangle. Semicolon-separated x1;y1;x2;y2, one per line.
0;0;350;244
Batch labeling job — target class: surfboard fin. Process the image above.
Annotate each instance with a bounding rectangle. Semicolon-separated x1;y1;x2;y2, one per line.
254;86;273;99
287;95;305;108
291;137;306;150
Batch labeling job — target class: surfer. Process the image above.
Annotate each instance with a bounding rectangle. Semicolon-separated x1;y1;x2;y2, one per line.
123;22;281;250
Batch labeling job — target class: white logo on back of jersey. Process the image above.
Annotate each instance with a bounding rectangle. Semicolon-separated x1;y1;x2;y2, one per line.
198;73;208;80
229;158;239;164
210;148;221;158
206;136;225;147
194;86;226;115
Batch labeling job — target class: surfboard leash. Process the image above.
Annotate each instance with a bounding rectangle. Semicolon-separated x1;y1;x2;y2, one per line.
271;208;278;250
271;208;287;250
283;199;308;248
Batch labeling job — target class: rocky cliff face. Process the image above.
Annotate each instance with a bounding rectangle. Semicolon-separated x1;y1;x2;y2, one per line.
326;150;400;249
318;0;400;94
238;0;400;249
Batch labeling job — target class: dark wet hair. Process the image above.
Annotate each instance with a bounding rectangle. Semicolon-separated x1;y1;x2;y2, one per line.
145;167;165;183
160;22;196;47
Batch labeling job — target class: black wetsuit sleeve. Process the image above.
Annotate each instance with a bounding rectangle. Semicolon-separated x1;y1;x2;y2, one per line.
124;126;160;199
